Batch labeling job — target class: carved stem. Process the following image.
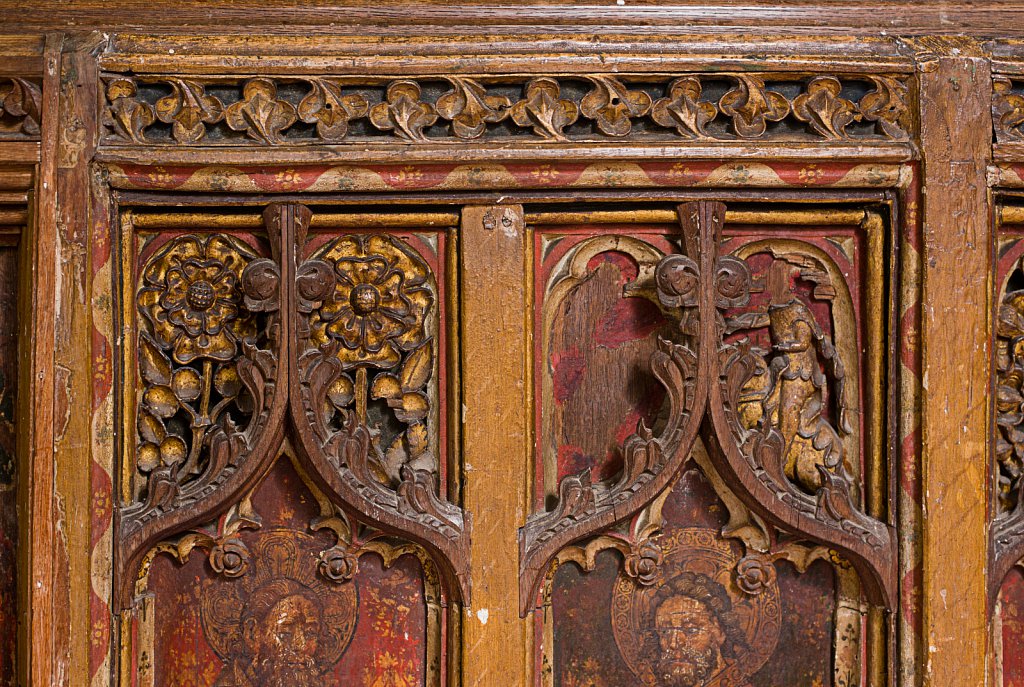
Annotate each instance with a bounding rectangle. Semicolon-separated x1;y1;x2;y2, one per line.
199;358;213;419
355;366;368;425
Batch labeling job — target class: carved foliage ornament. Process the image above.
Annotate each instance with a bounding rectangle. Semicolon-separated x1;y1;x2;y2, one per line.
992;255;1024;599
118;204;469;610
519;201;896;615
0;77;42;137
101;73;911;145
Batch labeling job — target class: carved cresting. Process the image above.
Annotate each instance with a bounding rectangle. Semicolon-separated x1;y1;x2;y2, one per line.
519;200;897;615
115;204;470;609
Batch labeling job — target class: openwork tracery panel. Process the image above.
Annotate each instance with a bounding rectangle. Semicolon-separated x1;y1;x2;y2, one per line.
114;205;466;686
521;201;896;686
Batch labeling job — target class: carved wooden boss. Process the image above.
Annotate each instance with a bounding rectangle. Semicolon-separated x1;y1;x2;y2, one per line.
116;203;470;610
520;201;896;612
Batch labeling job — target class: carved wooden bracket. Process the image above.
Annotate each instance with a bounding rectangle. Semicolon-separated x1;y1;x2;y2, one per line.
519;200;897;615
100;73;911;146
114;203;470;610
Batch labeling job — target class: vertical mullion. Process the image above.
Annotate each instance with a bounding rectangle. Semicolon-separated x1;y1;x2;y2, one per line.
459;204;532;686
917;41;993;687
25;31;62;687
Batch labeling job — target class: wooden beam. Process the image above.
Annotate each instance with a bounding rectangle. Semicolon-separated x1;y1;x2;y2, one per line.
24;31;62;687
459;204;532;687
917;38;993;687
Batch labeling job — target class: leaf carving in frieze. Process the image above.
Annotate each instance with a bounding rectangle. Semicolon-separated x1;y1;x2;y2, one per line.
719;75;790;138
857;75;909;140
224;78;298;145
103;78;155;144
650;76;717;139
579;76;652;137
368;80;438;142
435;77;510;139
509;77;579;140
994;77;1024;142
154;78;225;144
298;78;369;142
792;76;859;140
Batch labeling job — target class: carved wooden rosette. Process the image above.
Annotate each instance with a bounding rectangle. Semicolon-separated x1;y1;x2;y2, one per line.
115;203;469;612
519;200;897;616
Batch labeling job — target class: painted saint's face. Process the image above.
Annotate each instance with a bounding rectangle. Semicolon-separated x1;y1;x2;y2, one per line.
653;595;724;687
251;594;322;687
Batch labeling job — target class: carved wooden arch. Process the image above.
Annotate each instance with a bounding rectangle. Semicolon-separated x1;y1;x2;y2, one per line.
115;202;470;611
519;199;897;615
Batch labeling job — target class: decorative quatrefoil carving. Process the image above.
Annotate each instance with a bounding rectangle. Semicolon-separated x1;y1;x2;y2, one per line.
519;200;897;614
116;204;469;609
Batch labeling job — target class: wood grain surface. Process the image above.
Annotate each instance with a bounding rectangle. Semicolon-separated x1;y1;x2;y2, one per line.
460;205;533;687
917;40;993;687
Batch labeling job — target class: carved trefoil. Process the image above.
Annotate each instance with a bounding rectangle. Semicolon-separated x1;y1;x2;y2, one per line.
522;201;896;686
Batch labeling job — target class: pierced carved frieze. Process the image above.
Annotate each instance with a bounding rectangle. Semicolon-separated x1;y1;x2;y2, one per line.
0;77;42;138
99;73;911;146
520;201;896;618
116;204;469;613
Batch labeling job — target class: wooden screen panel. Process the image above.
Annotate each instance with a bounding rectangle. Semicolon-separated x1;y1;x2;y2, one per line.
114;209;461;686
527;203;892;686
141;456;432;686
0;240;18;686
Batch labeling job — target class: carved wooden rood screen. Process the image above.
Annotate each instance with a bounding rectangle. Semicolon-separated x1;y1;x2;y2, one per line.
9;10;1024;687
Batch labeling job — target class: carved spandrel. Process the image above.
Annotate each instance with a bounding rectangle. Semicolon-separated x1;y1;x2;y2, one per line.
128;233;281;527
298;233;440;488
291;228;470;600
991;243;1024;599
117;205;470;614
0;77;42;138
520;201;896;616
